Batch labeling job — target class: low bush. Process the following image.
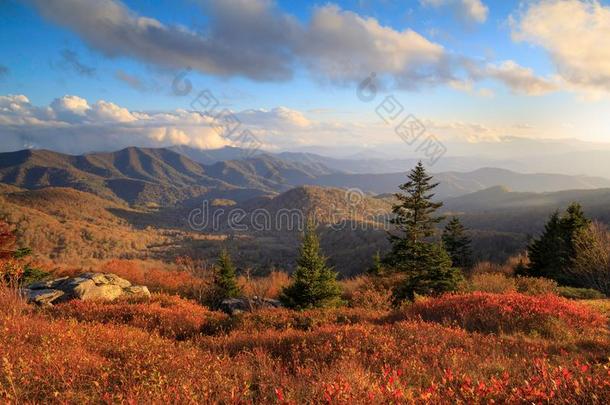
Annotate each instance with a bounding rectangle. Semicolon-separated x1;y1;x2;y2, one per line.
341;275;393;310
396;292;605;338
558;286;606;300
3;284;610;403
464;272;516;293
239;270;290;299
47;294;229;339
464;273;558;296
52;260;212;302
515;276;558;295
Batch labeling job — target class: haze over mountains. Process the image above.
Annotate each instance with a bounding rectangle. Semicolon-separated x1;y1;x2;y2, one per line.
3;146;610;208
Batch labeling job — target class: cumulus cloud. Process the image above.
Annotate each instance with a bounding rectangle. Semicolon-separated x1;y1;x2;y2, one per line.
25;0;561;95
421;0;489;24
238;107;311;130
477;60;559;95
26;0;299;81
512;0;610;96
25;0;465;90
0;94;229;153
299;5;448;87
0;94;357;154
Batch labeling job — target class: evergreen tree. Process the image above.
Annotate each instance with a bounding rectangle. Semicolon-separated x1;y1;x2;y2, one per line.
213;248;241;300
385;162;462;301
280;221;343;309
367;250;384;276
525;203;590;286
442;217;473;269
393;243;463;301
388;161;444;251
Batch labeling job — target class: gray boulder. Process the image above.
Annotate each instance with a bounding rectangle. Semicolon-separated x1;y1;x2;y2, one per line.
24;288;65;306
25;273;150;306
220;296;284;315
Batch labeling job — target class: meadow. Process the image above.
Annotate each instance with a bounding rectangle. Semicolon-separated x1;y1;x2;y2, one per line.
2;260;610;404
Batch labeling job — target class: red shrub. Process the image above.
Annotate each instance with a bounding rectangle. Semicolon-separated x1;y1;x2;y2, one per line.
47;294;229;339
397;292;606;337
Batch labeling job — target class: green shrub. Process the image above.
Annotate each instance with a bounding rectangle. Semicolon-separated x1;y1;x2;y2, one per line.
558;286;606;300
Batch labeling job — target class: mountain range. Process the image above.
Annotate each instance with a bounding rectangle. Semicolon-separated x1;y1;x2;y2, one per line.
2;146;610;208
5;145;610;273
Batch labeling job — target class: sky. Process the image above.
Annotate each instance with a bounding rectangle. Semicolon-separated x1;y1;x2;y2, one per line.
1;0;610;156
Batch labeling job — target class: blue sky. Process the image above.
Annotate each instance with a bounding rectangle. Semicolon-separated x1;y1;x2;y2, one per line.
1;0;610;154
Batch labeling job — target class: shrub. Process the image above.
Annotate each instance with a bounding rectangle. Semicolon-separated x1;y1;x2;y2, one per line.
341;276;393;310
470;261;514;276
558;286;606;300
570;222;610;295
396;292;605;338
54;260;214;302
349;288;393;310
47;294;229;339
465;273;516;294
239;271;290;299
3;288;610;403
515;276;558;295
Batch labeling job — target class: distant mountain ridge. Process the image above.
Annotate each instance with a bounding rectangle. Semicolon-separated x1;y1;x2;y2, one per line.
2;146;610;207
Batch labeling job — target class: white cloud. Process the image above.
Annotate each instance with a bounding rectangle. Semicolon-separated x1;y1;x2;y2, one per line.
0;94;362;153
480;60;559;96
421;0;488;24
238;107;311;129
512;0;610;97
0;94;230;153
27;0;566;96
89;100;137;123
300;5;447;86
25;0;460;90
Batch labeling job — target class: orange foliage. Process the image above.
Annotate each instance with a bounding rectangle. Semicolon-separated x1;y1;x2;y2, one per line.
398;292;606;337
239;271;291;299
47;294;229;339
53;259;209;300
2;285;610;403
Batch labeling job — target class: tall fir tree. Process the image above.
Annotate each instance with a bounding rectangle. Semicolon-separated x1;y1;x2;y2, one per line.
524;203;590;286
280;220;343;309
442;217;473;269
213;248;241;301
385;162;462;301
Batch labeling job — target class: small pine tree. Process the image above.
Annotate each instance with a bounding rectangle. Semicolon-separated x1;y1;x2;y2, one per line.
393;243;463;301
213;249;241;301
442;217;473;269
385;162;462;301
367;250;384;276
280;221;343;309
525;203;590;285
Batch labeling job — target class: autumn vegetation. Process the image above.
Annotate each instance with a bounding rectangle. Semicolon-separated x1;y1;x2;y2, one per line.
2;163;610;403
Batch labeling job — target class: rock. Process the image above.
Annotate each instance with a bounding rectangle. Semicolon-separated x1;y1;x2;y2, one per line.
28;276;69;290
24;288;65;306
26;273;150;306
220;298;250;315
260;298;283;308
74;283;124;301
220;297;284;315
123;285;151;298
